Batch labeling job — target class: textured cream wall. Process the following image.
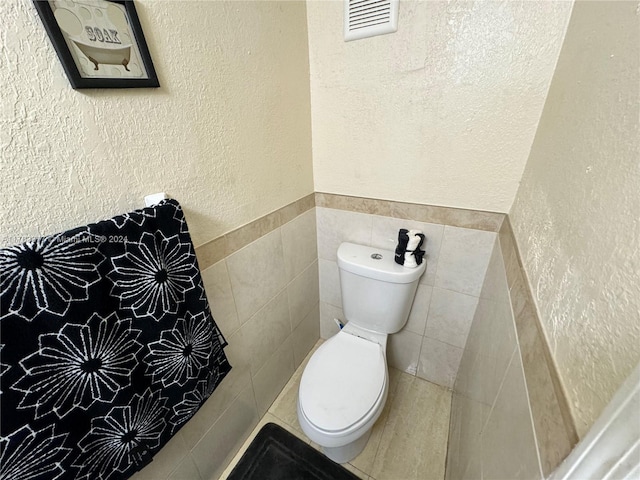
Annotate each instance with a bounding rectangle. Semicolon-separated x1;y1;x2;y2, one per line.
510;1;640;438
307;0;572;213
0;0;313;248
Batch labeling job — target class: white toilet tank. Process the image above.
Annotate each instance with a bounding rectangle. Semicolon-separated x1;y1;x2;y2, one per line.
337;242;426;334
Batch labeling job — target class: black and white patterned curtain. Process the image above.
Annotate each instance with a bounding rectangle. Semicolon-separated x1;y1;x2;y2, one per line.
0;199;231;480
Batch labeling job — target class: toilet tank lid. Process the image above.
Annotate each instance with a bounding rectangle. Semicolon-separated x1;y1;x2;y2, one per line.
337;242;426;284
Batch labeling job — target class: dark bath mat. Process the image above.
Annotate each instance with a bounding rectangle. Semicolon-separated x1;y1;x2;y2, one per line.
227;422;361;480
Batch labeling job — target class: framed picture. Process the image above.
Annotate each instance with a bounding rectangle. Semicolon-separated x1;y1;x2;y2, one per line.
33;0;159;89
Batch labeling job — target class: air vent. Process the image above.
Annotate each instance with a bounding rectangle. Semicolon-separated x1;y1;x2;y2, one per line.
344;0;399;42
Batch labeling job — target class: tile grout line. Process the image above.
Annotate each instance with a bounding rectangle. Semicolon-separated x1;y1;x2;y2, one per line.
429;224;447;295
221;258;242;338
442;378;458;480
481;345;518;435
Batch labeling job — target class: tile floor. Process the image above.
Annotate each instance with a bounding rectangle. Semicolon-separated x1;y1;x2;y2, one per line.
219;341;452;480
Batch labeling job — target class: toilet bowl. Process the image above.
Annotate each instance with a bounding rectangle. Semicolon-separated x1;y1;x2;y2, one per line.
298;324;388;463
297;242;425;463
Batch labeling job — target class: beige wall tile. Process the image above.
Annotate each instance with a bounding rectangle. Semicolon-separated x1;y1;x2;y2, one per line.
460;400;482;478
371;374;451;480
328;193;389;217
278;200;304;227
316;207;372;261
450;218;575;479
180;335;252;449
226;229;287;323
226;211;281;256
292;304;321;368
301;193;317;214
278;193;316;225
316;193;504;232
503;240;521;292
446;393;487;480
498;216;521;289
435;226;496;296
359;196;393;217
480;240;510;302
417;337;463;389
470;298;518;407
347;196;386;216
196;195;315;273
454;328;488;405
509;263;535;333
405;284;433;335
132;432;189;480
168;454;202;480
503;216;577;455
482;351;543;480
460;449;482;480
425;287;479;349
221;328;251;391
201;260;240;338
314;192;363;211
242;290;292;377
432;235;515;431
225;219;262;257
518;318;573;476
252;336;296;417
320;301;343;339
431;206;503;232
268;363;306;435
281;208;318;281
190;384;259;480
387;200;433;222
387;328;423;375
313;191;331;208
451;340;472;400
456;238;516;405
287;261;319;329
195;236;228;271
318;258;342;307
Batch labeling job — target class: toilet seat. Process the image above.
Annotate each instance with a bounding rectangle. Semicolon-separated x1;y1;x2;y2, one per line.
299;332;386;433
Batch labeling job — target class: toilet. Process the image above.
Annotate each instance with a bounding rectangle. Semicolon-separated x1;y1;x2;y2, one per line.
297;241;426;463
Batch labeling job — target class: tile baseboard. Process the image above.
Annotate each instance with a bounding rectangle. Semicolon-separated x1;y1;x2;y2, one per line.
194;191;577;476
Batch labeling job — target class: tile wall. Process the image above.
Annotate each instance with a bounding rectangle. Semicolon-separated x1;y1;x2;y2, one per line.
315;194;499;389
447;239;542;479
130;201;320;480
447;221;576;479
499;219;576;475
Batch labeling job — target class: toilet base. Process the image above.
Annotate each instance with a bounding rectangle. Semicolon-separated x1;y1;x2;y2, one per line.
321;428;372;464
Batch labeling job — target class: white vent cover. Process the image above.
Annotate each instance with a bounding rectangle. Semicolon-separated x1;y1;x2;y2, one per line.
344;0;399;42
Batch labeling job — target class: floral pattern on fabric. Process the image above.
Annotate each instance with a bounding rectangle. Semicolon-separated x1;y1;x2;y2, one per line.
0;200;231;480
